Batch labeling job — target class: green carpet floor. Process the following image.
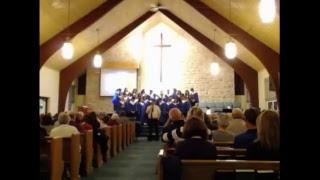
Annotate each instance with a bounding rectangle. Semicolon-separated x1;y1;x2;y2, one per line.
82;137;162;180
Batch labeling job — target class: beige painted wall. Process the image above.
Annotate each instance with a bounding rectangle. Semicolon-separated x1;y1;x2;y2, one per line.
40;66;60;114
258;68;269;110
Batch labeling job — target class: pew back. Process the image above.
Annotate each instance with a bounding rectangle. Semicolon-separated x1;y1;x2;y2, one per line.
63;134;81;180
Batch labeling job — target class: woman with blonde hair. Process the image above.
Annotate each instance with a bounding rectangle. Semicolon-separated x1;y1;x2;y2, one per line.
246;110;280;160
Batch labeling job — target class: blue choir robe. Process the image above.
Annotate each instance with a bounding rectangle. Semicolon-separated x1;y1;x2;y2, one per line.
159;100;168;124
112;95;121;113
125;99;138;116
189;92;199;106
180;100;191;117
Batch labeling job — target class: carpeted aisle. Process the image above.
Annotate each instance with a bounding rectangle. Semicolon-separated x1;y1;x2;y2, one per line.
82;137;162;180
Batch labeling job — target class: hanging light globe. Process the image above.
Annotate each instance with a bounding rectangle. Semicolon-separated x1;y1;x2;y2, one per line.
225;41;237;59
61;40;74;60
259;0;276;23
93;52;103;68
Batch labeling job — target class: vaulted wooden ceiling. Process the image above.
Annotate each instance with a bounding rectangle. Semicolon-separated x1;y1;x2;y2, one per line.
40;0;279;71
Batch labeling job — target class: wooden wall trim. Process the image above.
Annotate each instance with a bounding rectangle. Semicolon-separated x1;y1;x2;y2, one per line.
184;0;279;102
40;0;123;68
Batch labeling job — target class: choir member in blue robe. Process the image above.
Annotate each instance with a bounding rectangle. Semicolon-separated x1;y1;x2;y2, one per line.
125;97;138;117
189;88;199;107
112;89;121;113
170;88;178;99
159;98;168;125
180;95;191;118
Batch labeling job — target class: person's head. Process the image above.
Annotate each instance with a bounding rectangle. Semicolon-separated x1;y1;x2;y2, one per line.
244;108;260;127
187;106;204;121
256;110;280;150
183;117;208;140
75;111;84;123
149;90;153;94
218;113;231;130
232;108;244;120
190;88;194;92
169;108;182;121
111;113;120;122
58;112;71;125
185;90;190;96
210;113;219;121
103;114;111;124
41;113;53;126
98;112;105;120
167;89;170;94
150;99;156;105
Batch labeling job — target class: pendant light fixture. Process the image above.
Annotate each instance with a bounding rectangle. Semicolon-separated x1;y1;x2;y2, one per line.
224;0;237;59
259;0;276;23
211;29;220;76
93;28;103;68
61;0;74;60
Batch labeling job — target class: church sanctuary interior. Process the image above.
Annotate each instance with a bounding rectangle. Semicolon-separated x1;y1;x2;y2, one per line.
40;0;279;180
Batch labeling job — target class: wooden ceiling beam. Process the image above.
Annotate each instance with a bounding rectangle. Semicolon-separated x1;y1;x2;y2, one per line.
40;0;123;68
184;0;279;102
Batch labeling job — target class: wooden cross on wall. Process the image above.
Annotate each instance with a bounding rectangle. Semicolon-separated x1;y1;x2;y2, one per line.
154;33;171;82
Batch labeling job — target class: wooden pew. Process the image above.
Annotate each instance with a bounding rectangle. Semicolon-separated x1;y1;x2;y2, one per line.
117;124;123;153
157;150;280;180
127;122;131;144
103;127;112;159
80;131;93;176
216;147;246;159
131;122;136;142
162;145;246;160
40;137;64;180
110;125;117;157
63;134;81;180
122;123;127;150
214;141;234;147
94;144;104;168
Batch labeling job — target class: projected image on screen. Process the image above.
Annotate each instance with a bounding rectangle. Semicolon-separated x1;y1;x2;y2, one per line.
100;69;137;96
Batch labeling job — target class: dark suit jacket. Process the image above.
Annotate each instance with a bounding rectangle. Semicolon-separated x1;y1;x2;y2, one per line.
175;138;217;160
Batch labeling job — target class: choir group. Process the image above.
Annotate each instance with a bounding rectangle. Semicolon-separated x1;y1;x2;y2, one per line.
111;88;199;124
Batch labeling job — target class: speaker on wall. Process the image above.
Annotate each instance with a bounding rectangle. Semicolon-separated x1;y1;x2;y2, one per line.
77;72;86;95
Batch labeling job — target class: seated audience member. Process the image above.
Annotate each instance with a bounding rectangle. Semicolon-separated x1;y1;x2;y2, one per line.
226;108;247;136
97;112;108;128
161;108;185;146
246;110;280;160
107;113;120;126
40;113;54;134
175;117;217;159
234;108;259;148
79;112;92;131
40;126;48;139
212;114;234;142
101;114;111;128
86;111;109;162
50;112;80;138
204;113;217;130
163;107;214;144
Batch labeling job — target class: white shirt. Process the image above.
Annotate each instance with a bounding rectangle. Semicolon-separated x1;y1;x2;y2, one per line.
50;124;79;138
